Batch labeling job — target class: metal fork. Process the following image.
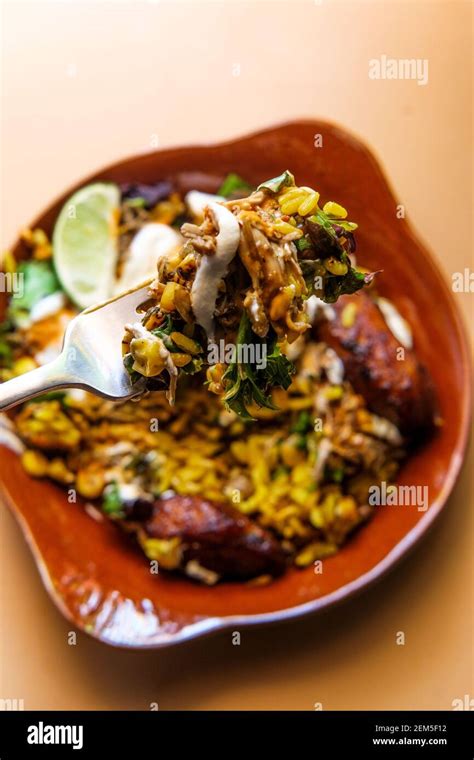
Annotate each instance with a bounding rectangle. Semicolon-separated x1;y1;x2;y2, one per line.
0;283;152;411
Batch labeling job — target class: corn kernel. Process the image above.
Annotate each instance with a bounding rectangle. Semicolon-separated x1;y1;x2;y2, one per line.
48;458;74;484
324;385;343;401
298;191;320;216
322;201;348;219
173;285;193;322
291;464;312;486
309;507;325;529
341;301;358;328
280;195;305;215
20;228;34;244
33;246;52;261
230;441;248;464
76;467;106;499
170;332;201;355
279;187;304;202
21;449;49;477
3;250;17;274
295;541;338;566
275;505;300;521
290;487;310;506
130;336;167;377
206;363;225;394
160;282;179;312
323;257;348;276
171;352;191;367
141;537;182;569
335;496;358;520
287;397;314;410
31;229;49;247
280;437;306;467
273;220;303;238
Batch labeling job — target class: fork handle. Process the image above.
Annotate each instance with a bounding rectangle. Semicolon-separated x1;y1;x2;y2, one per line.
0;357;81;411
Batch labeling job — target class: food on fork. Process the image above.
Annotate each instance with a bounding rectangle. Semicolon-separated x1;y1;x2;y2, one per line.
122;171;375;417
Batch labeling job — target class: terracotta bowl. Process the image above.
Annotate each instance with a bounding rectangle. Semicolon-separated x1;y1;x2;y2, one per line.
0;121;471;648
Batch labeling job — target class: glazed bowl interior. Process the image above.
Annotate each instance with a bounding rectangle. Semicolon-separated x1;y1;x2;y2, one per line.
0;121;470;648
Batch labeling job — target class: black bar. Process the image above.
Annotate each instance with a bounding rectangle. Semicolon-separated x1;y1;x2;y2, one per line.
0;711;472;757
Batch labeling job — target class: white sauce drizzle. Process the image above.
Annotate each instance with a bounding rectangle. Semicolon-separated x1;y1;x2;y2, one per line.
190;202;240;340
324;347;345;385
313;437;332;484
117;483;145;502
377;297;413;349
185;190;224;219
185;560;220;585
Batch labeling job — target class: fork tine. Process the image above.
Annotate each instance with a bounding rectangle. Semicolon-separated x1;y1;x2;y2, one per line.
0;280;155;409
82;281;153;318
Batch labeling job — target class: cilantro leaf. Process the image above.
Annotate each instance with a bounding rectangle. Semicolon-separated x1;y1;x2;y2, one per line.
218;173;253;198
222;313;295;419
0;320;13;368
257;170;295;194
8;260;61;325
102;482;124;517
322;268;371;303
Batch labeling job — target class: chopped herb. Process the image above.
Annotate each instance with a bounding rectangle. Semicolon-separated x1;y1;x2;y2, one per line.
257;170;295;194
323;267;372;303
262;341;295;392
222;313;295;419
272;465;290;479
123;352;142;385
8;260;61;325
150;314;179;349
150;314;203;356
181;356;205;374
150;313;179;336
334;220;358;233
330;467;345;483
0;321;13;368
295;434;308;451
0;341;12;365
124;197;147;208
291;410;313;435
299;259;326;292
295;236;312;253
102;482;124;517
217;173;253;198
308;208;358;242
304;215;374;302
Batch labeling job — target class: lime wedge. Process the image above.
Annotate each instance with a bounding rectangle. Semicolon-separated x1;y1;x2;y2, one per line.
53;182;120;309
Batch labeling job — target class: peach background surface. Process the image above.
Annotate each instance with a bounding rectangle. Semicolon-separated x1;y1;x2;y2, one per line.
0;0;472;710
